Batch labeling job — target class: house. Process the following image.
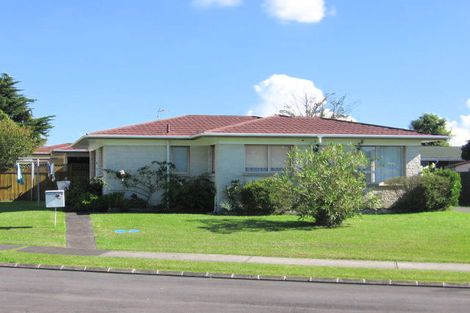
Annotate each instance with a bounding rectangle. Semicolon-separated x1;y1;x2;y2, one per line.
448;160;470;173
419;146;463;168
72;115;446;208
30;143;89;166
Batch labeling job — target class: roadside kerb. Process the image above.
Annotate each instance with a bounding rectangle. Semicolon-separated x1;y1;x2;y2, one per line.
0;262;469;289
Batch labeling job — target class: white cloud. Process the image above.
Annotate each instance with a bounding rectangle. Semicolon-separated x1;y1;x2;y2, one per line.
193;0;242;8
448;115;470;147
248;74;324;116
447;100;470;146
263;0;326;23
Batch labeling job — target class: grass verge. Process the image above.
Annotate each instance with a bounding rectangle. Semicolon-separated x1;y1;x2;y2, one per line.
1;250;470;284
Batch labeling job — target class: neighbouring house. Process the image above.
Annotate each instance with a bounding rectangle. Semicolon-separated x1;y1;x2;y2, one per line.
72;115;447;209
448;160;470;173
30;143;90;166
419;146;463;168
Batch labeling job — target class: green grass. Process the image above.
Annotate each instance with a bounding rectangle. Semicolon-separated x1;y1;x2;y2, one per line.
92;210;470;263
1;250;469;284
0;201;65;247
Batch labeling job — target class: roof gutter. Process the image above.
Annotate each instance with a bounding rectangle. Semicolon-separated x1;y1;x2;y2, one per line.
71;132;448;149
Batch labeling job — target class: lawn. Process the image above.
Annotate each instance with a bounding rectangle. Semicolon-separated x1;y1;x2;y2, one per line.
92;210;470;263
0;201;65;247
1;250;470;284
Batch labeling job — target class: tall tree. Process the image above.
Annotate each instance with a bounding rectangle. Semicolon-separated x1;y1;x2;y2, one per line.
461;140;470;161
279;93;351;120
0;73;54;144
0;114;36;171
410;113;451;146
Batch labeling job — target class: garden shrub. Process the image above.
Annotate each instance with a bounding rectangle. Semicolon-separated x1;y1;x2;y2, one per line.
165;175;216;213
107;162;216;213
65;177;105;212
389;169;461;212
223;178;292;216
274;145;370;227
432;168;461;207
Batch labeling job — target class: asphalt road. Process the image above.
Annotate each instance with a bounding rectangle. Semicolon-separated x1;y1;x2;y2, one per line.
0;267;469;313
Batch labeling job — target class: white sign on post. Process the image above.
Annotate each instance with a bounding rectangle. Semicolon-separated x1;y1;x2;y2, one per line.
45;190;65;227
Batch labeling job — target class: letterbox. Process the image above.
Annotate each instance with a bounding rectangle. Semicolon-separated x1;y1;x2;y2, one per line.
45;190;65;208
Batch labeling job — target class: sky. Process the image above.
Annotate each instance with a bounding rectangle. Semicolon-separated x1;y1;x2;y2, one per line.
1;0;469;146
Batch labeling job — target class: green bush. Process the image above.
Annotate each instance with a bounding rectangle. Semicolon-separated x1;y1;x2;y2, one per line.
432;168;461;206
223;177;293;216
65;177;105;212
164;175;216;213
389;170;460;212
275;145;369;227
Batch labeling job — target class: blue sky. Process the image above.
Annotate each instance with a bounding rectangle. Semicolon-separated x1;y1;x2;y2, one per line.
1;0;469;146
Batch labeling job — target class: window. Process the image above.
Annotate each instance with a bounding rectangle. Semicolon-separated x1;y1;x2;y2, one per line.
171;146;189;173
361;146;403;184
245;145;291;172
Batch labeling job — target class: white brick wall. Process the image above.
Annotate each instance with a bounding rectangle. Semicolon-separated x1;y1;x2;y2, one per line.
102;145;167;203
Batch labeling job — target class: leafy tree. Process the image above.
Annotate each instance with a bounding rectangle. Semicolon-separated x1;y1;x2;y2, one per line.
410;113;451;146
274;145;371;227
0;115;36;171
462;140;470;161
279;93;351;120
0;73;54;144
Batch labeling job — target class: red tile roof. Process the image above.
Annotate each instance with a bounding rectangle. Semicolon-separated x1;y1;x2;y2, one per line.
89;115;259;136
86;114;438;138
208;115;426;136
35;143;87;154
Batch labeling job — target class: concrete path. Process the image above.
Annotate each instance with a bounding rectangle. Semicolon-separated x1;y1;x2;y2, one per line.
65;212;96;249
12;245;470;272
2;267;469;313
455;206;470;213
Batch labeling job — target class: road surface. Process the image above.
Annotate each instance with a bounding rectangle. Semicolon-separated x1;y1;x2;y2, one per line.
0;267;469;312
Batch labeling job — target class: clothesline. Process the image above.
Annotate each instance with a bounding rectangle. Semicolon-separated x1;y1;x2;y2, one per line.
15;158;57;204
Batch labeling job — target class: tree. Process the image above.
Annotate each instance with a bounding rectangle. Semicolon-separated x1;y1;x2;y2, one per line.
0;73;54;144
279;93;351;120
0;115;36;171
462;140;470;161
410;113;451;146
274;145;371;227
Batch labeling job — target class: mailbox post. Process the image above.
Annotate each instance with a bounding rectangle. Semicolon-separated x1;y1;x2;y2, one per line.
45;190;65;227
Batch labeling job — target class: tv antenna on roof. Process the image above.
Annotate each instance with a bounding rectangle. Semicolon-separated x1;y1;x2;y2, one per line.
157;108;165;119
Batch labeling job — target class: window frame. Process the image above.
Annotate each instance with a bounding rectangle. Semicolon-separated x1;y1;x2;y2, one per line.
245;144;292;173
170;146;190;174
361;146;404;185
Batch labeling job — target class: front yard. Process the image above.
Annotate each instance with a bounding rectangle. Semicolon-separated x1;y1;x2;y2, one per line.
92;210;470;263
1;201;470;283
0;201;65;247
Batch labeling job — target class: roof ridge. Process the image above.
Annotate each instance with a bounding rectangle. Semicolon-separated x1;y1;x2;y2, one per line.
315;116;421;134
89;114;261;135
88;115;184;135
204;115;267;133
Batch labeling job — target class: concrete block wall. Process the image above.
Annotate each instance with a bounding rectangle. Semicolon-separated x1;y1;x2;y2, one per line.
102;145;166;204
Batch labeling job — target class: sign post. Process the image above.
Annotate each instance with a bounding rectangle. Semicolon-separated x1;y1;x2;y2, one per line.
45;190;65;227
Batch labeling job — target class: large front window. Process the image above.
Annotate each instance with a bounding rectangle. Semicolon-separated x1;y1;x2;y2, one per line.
361;146;403;184
245;145;291;172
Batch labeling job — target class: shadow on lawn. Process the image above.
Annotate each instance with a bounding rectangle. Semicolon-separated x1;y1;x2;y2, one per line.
0;226;33;230
197;218;317;234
